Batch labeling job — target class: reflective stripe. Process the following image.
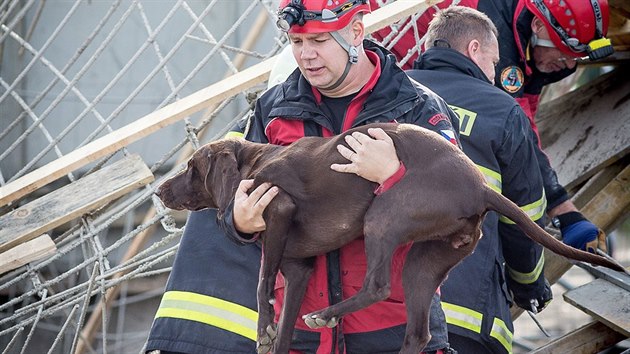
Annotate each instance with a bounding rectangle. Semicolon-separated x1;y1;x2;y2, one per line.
490;317;513;353
444;302;513;353
155;291;258;341
442;302;483;333
506;252;545;285
499;191;547;224
224;131;244;139
476;165;502;193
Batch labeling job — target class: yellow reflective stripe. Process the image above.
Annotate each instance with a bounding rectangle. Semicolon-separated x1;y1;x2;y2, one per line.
500;191;546;224
476;165;502;193
155;291;258;341
442;302;483;333
224;131;244;139
506;253;545;285
490;317;513;353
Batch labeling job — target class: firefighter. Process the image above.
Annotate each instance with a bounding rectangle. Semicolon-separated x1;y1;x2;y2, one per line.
405;6;553;352
370;0;609;259
147;0;460;353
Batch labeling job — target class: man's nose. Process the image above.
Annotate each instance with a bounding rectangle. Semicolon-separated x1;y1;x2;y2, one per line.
300;43;316;60
557;57;578;70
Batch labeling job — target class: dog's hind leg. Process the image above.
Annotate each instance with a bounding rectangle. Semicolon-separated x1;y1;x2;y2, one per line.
272;257;315;353
256;191;296;354
399;240;465;354
303;224;400;329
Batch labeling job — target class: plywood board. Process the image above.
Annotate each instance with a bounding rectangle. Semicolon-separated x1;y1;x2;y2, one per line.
536;66;630;190
0;154;153;253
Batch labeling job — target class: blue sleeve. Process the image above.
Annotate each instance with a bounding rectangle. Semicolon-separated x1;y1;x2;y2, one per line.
497;107;547;299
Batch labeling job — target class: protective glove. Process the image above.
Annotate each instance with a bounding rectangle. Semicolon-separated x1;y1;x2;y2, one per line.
512;279;553;314
553;211;607;254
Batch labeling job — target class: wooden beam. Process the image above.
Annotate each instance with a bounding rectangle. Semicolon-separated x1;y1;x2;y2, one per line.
564;278;630;337
0;154;153;253
0;58;272;207
536;66;630;190
364;0;443;33
571;160;627;209
545;163;629;287
529;321;627;354
0;0;441;208
0;234;56;275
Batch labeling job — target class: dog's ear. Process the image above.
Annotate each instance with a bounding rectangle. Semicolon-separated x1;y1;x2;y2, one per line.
204;149;241;215
157;155;210;211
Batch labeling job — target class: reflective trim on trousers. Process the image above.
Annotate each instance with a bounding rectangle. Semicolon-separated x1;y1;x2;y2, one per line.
443;302;512;353
490;317;513;353
155;290;258;341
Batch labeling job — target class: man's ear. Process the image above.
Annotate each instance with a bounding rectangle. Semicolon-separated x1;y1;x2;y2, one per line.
350;18;364;45
466;39;482;66
531;17;545;34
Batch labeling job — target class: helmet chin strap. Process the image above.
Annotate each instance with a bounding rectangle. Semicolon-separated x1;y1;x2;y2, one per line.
320;30;359;91
531;33;556;48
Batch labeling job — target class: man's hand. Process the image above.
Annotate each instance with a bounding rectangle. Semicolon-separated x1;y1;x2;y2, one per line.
330;127;400;184
513;279;553;314
233;179;278;234
554;211;607;254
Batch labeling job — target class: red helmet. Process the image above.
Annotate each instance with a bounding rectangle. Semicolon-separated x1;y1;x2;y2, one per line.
277;0;371;34
525;0;613;59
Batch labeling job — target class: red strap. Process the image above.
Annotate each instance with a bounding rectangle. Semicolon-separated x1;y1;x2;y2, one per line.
374;161;406;195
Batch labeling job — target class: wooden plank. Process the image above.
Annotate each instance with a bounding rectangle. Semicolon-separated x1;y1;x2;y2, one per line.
572;161;626;210
530;321;627;354
364;0;443;33
0;234;56;275
536;66;630;190
0;0;440;208
563;279;630;337
0;154;153;253
0;58;272;207
544;164;630;285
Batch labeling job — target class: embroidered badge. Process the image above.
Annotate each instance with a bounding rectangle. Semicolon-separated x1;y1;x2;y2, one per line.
428;113;448;126
440;130;458;145
500;66;524;93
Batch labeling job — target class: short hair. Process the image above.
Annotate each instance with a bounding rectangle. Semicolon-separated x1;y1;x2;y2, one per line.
425;6;498;52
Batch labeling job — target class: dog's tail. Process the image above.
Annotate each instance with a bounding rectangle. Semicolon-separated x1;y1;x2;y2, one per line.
483;187;624;272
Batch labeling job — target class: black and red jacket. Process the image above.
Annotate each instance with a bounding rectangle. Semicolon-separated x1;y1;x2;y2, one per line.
370;0;570;211
224;40;459;353
410;46;549;354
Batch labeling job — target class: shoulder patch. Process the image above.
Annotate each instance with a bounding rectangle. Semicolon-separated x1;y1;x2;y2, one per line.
500;66;524;94
440;130;458;145
428;113;448;126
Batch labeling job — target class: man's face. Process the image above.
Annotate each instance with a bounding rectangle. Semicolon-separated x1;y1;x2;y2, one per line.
288;32;348;89
531;26;578;73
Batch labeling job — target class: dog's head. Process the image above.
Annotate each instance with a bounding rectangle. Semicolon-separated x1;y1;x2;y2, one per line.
156;139;242;213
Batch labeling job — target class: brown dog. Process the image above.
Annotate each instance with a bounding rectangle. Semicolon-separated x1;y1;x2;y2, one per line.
156;122;623;354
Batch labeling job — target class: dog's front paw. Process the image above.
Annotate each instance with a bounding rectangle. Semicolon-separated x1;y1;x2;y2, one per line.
256;323;277;354
302;313;338;329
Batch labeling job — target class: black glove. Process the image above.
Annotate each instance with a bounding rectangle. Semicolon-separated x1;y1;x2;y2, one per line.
512;278;553;313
